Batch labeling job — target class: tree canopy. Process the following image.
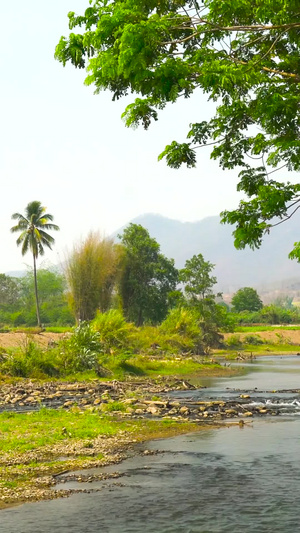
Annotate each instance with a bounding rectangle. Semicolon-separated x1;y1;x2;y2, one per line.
119;224;178;325
56;0;300;254
0;274;21;309
231;286;263;313
180;253;217;302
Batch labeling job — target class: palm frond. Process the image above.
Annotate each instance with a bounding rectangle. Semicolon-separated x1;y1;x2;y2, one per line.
11;200;59;259
25;201;45;219
38;222;59;231
21;235;30;256
16;232;27;246
38;241;45;256
40;213;54;222
11;223;27;233
11;213;29;223
39;229;56;242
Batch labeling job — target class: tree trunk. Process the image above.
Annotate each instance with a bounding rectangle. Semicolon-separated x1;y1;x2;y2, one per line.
33;254;42;328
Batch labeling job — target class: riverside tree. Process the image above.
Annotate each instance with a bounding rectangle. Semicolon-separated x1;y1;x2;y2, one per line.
119;224;178;325
55;1;300;255
180;253;234;346
231;287;263;313
11;201;59;328
180;254;217;303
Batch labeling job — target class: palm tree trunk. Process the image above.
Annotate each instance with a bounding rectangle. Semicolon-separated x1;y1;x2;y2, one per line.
33;254;42;328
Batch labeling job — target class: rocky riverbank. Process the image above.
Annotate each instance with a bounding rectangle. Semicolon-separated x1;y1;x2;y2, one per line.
1;375;299;509
1;378;298;419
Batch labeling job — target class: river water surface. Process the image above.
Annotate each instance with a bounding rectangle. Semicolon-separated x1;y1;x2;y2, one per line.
1;356;300;533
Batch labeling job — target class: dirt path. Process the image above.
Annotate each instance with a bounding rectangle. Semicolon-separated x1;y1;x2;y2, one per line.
0;332;66;350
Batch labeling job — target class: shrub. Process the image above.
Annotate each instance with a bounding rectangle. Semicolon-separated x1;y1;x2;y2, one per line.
160;307;205;354
225;334;243;348
244;334;264;345
56;322;101;373
1;339;58;378
91;310;135;355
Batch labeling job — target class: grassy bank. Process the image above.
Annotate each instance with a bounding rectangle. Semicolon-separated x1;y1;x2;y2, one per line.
235;325;300;332
0;407;205;508
220;326;300;357
216;344;300;358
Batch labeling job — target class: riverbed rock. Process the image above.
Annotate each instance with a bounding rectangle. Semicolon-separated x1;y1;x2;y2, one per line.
135;409;145;415
179;406;190;415
147;406;161;415
93;398;101;405
225;409;237;415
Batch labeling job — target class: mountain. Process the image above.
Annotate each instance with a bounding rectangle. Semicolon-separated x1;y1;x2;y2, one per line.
116;213;300;295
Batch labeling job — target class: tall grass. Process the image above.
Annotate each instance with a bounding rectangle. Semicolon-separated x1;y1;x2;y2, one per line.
65;233;124;322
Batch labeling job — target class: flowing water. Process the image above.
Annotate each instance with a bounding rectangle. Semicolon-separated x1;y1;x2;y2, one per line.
1;356;300;533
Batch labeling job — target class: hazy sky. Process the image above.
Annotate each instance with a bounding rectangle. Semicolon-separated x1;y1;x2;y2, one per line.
1;1;249;272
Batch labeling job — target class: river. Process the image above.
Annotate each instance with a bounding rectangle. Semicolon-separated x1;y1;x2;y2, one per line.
1;356;300;532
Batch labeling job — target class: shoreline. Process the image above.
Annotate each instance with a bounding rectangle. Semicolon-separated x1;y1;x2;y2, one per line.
2;365;300;509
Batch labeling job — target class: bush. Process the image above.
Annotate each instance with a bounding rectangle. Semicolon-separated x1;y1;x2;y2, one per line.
56;322;102;373
91;310;134;355
1;339;59;378
160;307;205;354
244;334;264;345
225;334;243;348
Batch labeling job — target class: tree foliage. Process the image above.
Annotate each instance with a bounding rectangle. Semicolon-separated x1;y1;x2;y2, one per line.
180;253;217;302
56;1;300;255
119;224;178;325
0;275;21;309
0;269;73;327
179;252;235;347
231;286;263;313
19;269;73;326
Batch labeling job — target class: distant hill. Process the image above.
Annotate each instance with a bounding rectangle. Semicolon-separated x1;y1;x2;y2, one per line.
116;213;300;296
6;270;26;278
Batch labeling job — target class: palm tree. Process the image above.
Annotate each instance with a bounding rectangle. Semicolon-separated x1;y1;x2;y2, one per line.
11;201;59;328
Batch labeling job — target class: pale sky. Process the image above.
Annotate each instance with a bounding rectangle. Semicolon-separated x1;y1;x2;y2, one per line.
0;1;257;272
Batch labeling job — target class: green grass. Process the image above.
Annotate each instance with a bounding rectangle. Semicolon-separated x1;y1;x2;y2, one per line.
217;343;300;358
0;408;128;455
45;326;72;333
0;407;203;458
0;407;202;504
235;325;300;332
115;355;225;378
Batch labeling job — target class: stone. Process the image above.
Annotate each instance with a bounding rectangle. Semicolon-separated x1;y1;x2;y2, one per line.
179;406;189;415
147;406;160;415
63;401;74;408
93;398;101;405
